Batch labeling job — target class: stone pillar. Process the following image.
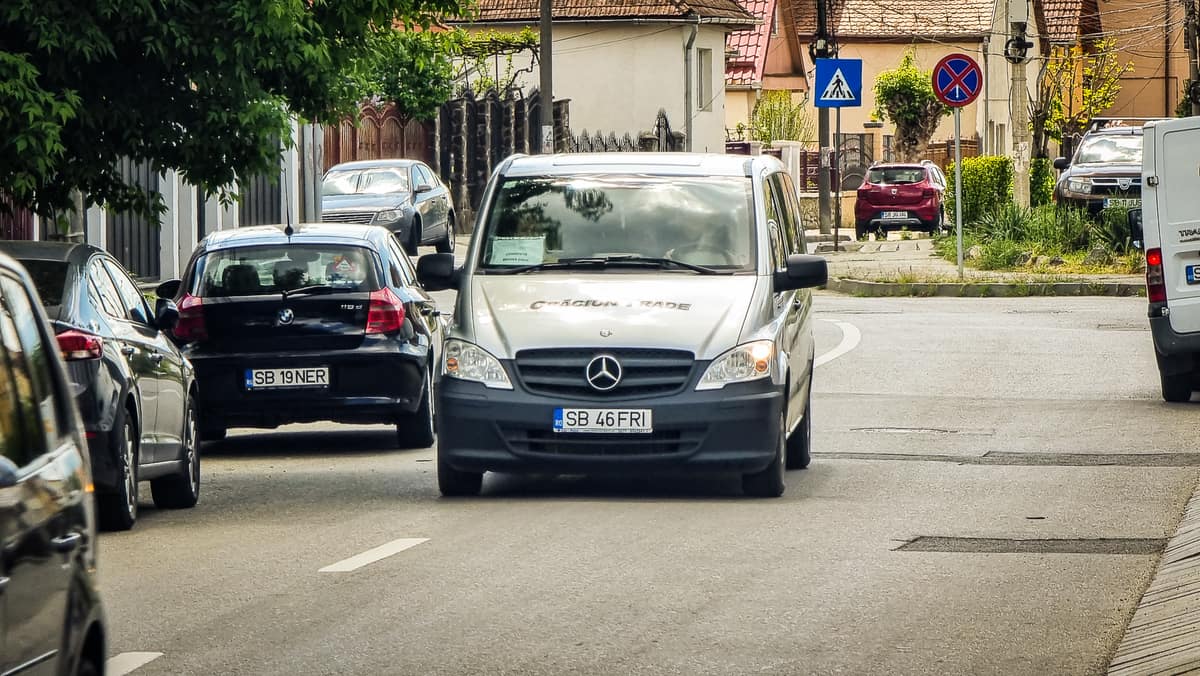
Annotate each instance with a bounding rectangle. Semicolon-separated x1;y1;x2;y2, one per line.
158;170;181;281
84;206;106;247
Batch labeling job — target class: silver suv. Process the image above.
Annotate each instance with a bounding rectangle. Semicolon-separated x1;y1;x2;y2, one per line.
417;153;827;497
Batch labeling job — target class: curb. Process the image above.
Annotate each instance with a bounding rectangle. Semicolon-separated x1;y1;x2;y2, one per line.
824;277;1146;298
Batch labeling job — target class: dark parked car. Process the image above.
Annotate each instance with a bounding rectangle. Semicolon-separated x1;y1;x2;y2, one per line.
158;224;445;448
0;249;107;675
0;242;200;531
321;159;456;255
854;162;945;238
1053;122;1148;215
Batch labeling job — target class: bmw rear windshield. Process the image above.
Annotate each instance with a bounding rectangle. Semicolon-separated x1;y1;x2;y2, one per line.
189;245;382;297
476;174;757;272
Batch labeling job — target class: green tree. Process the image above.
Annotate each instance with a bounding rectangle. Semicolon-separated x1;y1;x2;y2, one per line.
873;50;949;161
750;90;816;147
1031;39;1129;157
361;29;462;126
0;0;466;219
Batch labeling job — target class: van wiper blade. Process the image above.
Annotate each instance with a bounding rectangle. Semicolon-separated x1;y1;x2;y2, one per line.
489;255;730;275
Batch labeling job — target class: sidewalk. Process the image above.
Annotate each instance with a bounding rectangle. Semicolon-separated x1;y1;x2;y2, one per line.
805;231;1145;297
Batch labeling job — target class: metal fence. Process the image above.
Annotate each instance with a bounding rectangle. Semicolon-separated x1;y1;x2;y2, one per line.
107;158;160;279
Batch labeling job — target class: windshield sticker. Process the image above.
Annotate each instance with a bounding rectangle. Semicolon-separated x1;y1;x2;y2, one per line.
530;300;693;311
489;236;545;266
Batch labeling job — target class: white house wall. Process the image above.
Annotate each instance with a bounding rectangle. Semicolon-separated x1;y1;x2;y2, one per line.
466;23;730;152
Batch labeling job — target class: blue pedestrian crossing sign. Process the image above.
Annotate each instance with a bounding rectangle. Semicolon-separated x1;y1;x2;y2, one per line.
814;59;863;108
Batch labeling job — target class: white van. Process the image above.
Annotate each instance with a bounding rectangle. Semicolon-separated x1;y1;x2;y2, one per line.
1138;116;1200;401
417;153;828;496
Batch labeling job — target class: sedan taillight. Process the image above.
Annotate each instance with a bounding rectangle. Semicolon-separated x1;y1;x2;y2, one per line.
366;288;406;334
174;294;207;342
56;330;103;361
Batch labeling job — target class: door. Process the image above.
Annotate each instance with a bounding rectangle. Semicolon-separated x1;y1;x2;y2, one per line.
104;258;188;458
386;236;442;368
417;163;451;237
410;164;440;243
87;259;161;460
763;173;808;429
775;171;817;393
0;274;79;675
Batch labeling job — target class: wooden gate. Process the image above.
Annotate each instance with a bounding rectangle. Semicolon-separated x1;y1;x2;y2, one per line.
323;104;434;172
0;196;34;240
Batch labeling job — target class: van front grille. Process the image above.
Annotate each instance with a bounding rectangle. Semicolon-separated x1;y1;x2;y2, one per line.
513;348;695;399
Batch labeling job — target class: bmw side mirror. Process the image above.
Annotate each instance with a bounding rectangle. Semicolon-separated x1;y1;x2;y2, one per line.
1052;157;1070;171
155;298;180;331
1129;208;1144;249
156;278;181;300
775;254;829;292
417;253;460;292
0;455;18;489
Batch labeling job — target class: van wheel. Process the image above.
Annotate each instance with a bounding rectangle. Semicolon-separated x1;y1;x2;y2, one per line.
98;413;138;531
743;412;786;497
397;366;436;449
1160;369;1193;402
151;396;200;509
438;453;483;496
786;390;812;470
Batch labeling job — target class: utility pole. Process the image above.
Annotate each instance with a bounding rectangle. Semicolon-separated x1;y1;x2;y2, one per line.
812;0;835;234
1006;0;1034;208
539;0;554;153
1187;0;1200;116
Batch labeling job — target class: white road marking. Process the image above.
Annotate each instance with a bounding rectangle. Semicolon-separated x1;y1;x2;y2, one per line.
815;319;862;368
319;537;429;573
107;652;163;675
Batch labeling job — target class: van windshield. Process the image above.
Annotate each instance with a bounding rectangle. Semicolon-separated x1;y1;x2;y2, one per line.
477;175;756;272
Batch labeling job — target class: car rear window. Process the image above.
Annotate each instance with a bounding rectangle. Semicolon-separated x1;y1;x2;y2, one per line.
190;245;381;297
17;259;68;318
866;168;927;185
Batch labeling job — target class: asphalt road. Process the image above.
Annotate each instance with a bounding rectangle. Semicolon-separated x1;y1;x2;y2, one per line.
98;279;1200;675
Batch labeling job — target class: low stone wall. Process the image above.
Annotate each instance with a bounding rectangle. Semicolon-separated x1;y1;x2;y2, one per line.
797;193;857;229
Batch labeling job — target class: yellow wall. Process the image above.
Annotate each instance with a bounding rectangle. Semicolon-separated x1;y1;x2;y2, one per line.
1099;0;1189;118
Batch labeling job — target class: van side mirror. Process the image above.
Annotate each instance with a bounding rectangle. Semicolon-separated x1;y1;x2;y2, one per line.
775;254;828;292
417;253;461;292
156;278;181;300
1129;208;1144;249
1053;157;1070;171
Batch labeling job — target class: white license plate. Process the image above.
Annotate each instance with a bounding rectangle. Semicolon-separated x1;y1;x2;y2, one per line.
553;408;652;434
245;367;329;390
1105;197;1140;208
881;211;908;219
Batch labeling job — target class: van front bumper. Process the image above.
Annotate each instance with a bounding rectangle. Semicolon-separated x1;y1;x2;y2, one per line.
437;377;784;475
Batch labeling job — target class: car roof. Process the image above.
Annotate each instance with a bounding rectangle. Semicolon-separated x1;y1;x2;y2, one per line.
1085;127;1143;137
0;240;102;265
500;152;770;178
869;163;928;169
199;224;387;252
327;159;423;171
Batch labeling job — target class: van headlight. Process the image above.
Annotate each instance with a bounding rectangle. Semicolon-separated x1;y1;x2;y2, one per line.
696;340;775;391
443;339;513;389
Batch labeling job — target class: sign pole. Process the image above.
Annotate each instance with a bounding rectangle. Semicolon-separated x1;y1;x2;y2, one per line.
834;107;841;251
954;107;963;280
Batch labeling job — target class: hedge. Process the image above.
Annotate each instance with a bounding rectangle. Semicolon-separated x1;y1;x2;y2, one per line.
944;155;1014;226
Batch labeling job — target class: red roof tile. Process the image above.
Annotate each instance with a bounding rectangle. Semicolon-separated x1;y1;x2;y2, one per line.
788;0;995;39
726;0;775;86
1042;0;1101;44
460;0;757;25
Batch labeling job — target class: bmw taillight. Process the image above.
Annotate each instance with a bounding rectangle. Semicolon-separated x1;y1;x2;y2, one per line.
174;294;208;342
366;288;406;334
1146;248;1166;303
56;330;103;361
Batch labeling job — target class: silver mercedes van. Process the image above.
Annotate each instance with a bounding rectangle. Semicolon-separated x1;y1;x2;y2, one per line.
417;153;827;497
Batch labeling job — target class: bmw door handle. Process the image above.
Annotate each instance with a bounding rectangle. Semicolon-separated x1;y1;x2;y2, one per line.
120;345;136;357
51;532;82;553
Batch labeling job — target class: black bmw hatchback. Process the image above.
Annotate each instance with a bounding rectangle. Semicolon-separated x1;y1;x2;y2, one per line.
158;224;444;447
0;241;200;531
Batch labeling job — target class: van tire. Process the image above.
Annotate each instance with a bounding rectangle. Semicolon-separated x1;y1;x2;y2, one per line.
438;454;483;496
743;412;786;497
786;390;812;470
1160;369;1193;402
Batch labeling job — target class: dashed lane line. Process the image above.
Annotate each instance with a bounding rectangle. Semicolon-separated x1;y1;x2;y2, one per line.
107;652;163;675
319;537;430;573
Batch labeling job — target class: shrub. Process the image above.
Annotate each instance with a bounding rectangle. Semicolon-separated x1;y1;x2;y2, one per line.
977;239;1026;270
1093;204;1134;253
945;156;1014;226
1030;157;1054;207
974;202;1031;242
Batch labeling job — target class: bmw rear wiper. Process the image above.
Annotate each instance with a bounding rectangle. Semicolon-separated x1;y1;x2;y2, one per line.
280;284;353;299
489;255;730;275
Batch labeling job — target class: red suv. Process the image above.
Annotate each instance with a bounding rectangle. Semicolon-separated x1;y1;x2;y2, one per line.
854;162;945;239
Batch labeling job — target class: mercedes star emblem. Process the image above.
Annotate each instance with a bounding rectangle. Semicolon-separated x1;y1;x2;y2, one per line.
278;308;295;325
585;355;622;392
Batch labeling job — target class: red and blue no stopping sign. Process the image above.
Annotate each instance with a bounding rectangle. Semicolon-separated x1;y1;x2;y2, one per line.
932;54;982;107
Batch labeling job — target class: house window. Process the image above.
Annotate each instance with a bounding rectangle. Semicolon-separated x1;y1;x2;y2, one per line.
771;7;779;36
698;48;713;111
